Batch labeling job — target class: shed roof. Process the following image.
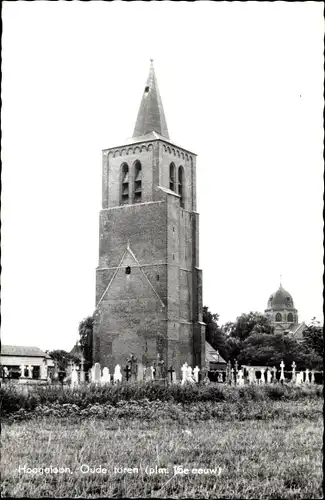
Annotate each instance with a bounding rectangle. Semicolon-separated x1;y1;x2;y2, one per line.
1;345;52;359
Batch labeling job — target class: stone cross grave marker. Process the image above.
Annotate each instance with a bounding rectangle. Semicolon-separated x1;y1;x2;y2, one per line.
305;368;310;384
193;366;200;383
280;360;285;382
113;364;122;384
20;364;26;378
231;368;235;384
124;364;131;382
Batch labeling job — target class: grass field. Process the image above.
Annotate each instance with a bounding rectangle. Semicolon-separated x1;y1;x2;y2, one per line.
1;398;323;499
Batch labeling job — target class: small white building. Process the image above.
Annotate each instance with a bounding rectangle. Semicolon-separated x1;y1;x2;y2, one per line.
0;345;54;380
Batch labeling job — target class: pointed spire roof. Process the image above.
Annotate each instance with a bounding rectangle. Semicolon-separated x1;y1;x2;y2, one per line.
133;60;170;140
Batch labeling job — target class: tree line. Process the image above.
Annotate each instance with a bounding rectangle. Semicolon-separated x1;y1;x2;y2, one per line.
47;308;323;372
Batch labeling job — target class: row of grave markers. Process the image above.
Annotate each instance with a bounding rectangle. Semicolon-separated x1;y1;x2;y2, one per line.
67;359;319;387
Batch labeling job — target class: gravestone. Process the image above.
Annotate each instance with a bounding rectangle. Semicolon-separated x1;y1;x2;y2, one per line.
53;360;59;381
260;368;265;384
168;366;175;383
291;361;296;382
27;365;33;379
193;366;200;383
248;368;255;384
217;372;223;383
94;362;101;384
181;363;188;384
19;364;26;379
295;371;303;385
237;369;244;386
136;363;145;382
266;369;272;384
127;354;138;382
305;368;310;384
80;358;85;383
71;367;79;388
113;364;122;384
231;368;235;384
272;366;277;383
3;367;9;378
101;367;110;384
280;360;285;382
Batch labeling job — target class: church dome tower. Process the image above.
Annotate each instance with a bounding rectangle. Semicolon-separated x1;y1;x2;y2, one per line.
265;282;298;331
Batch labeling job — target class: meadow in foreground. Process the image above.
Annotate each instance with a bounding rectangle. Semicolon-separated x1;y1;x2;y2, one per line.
1;394;323;499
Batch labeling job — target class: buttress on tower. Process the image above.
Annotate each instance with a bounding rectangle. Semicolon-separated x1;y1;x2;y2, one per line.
93;61;205;373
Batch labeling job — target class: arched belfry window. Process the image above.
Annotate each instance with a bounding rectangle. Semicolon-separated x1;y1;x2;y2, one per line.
178;166;184;208
121;163;129;204
169;163;176;192
134;160;142;203
275;313;282;322
287;313;293;322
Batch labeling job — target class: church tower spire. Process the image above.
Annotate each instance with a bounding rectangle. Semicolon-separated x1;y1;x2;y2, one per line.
133;60;169;139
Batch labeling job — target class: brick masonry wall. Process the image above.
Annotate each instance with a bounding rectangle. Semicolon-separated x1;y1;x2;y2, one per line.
94;138;205;373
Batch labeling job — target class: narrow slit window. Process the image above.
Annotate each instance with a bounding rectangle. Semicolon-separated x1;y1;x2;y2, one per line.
121;163;129;205
125;266;131;275
178;166;184;208
134;160;142;203
169;163;176;191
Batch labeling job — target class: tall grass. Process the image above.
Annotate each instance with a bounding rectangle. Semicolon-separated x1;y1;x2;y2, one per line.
1;382;322;416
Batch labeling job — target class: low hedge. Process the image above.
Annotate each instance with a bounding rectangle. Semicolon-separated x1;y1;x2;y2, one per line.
1;382;322;416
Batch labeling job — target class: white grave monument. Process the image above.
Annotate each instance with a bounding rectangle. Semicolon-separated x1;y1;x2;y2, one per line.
193;366;200;383
266;369;272;384
237;369;244;386
101;367;110;384
291;361;296;382
280;360;285;382
260;368;265;384
113;364;122;384
94;363;101;384
19;364;26;378
71;367;79;388
181;363;188;385
305;368;310;384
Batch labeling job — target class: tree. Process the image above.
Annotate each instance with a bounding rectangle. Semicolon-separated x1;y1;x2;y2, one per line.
302;318;324;359
203;306;229;360
47;350;80;372
223;312;274;342
78;315;94;370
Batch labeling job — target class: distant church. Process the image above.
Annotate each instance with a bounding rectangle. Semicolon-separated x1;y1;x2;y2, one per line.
92;61;205;372
265;282;306;341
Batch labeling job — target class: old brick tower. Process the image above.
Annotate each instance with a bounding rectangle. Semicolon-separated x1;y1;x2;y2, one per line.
93;61;205;374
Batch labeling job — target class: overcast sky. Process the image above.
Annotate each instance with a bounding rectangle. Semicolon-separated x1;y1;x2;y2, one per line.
2;2;323;351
